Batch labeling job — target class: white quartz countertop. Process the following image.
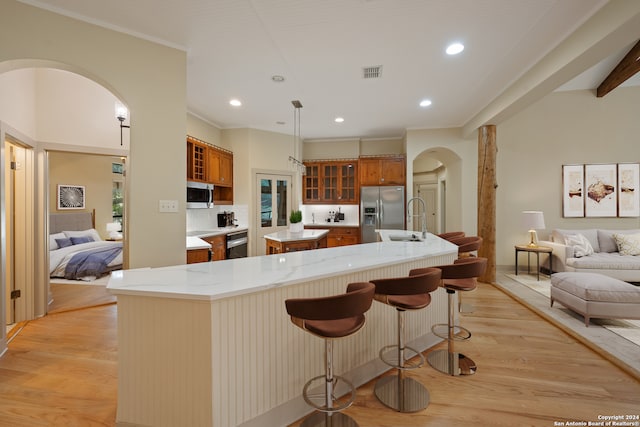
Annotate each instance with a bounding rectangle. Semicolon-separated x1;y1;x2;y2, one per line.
304;222;359;227
186;226;248;238
263;229;330;242
108;231;457;301
186;236;211;250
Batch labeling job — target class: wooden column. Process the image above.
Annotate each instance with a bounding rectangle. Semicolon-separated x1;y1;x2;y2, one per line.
477;125;497;283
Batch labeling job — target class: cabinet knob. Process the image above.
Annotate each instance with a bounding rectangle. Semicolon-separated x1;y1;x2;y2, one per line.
380;177;385;182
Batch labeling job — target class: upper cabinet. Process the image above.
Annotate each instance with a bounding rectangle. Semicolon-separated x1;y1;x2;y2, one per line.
208;146;233;187
359;155;406;186
303;160;358;204
187;136;233;205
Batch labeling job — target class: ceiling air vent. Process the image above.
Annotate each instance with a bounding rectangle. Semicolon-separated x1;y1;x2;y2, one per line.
363;65;382;79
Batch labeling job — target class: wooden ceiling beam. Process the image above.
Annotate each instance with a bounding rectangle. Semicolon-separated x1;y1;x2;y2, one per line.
597;39;640;97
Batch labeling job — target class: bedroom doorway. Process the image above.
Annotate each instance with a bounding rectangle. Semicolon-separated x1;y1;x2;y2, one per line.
4;139;34;329
47;151;126;314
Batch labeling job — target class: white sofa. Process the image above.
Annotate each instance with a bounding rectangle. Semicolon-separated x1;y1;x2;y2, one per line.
539;228;640;282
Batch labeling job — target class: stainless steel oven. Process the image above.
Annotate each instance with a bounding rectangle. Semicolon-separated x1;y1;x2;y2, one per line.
226;230;248;259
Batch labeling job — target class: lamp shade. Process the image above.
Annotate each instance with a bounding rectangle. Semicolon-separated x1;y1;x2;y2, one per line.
106;222;121;232
521;211;545;230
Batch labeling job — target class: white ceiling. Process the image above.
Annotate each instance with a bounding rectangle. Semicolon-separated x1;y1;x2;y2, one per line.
18;0;640;140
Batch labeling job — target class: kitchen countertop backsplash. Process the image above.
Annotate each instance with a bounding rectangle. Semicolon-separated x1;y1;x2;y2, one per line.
300;204;359;226
187;204;248;233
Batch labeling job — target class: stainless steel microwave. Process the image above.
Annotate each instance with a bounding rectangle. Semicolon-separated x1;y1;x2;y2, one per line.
187;181;213;208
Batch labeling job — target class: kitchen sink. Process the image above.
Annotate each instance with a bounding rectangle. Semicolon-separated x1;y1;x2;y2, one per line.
388;234;424;242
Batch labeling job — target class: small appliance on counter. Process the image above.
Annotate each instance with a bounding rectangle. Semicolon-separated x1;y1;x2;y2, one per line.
217;211;236;227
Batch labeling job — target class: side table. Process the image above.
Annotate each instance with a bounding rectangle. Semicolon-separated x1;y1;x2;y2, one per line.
514;245;552;281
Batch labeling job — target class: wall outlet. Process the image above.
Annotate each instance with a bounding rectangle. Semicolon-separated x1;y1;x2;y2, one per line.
159;200;178;213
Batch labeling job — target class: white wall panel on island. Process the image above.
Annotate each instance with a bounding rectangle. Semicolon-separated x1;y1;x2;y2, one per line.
108;235;457;427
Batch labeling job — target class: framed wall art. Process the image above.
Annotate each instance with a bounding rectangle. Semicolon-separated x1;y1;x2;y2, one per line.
585;164;617;217
618;163;640;217
562;164;584;217
57;184;85;210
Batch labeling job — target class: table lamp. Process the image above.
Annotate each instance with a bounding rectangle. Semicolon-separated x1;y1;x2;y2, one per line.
521;211;545;247
106;222;122;239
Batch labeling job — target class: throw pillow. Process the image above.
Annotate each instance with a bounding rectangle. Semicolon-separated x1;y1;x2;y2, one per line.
70;236;94;245
613;233;640;256
564;233;594;258
55;237;73;249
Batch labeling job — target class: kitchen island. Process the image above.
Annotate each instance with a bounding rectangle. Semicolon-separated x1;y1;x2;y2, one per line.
108;232;457;427
263;228;329;254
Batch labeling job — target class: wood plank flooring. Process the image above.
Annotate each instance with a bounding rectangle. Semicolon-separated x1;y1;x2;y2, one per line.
0;283;638;426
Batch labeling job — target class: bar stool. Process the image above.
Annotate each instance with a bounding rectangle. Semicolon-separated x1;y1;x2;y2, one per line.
285;282;375;427
370;268;441;412
437;231;466;241
426;257;487;376
449;235;483;313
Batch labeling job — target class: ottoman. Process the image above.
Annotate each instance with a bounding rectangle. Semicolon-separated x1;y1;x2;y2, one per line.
550;272;640;326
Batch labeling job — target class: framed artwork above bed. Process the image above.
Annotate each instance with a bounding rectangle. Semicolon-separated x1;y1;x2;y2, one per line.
57;184;85;210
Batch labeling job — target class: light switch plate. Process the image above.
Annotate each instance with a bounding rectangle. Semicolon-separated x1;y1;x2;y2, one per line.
159;200;178;213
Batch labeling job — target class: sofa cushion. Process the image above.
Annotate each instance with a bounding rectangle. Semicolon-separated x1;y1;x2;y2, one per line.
613;232;640;256
551;272;640;303
566;252;640;270
564;233;594;257
553;229;599;252
597;229;640;253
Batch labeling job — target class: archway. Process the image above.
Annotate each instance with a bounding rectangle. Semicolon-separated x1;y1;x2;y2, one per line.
0;63;130;336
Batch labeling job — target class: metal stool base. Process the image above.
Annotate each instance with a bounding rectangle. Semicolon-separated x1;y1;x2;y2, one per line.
427;349;477;376
374;375;430;413
303;375;355;413
301;411;359;427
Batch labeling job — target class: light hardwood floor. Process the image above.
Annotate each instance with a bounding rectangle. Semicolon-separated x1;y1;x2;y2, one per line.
1;283;638;427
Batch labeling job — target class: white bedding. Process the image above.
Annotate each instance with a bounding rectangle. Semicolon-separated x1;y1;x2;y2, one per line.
50;240;123;281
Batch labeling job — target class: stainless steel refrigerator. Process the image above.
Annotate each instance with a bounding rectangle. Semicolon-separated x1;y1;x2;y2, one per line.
360;186;405;243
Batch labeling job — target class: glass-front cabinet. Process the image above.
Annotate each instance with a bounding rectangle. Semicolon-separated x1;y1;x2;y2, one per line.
303;160;358;204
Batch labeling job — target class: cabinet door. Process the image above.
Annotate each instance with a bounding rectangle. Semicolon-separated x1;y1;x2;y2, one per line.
339;162;357;202
187;139;207;182
359;158;381;186
381;157;405;185
303;163;321;203
218;152;233;186
187;248;210;264
323;163;338;201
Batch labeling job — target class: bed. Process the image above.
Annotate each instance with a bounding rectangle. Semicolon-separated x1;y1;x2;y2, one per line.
49;210;123;281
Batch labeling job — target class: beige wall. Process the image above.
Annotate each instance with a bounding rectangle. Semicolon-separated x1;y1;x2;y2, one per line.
0;0;187;273
187;113;222;148
496;86;640;265
48;151;122;240
0;68;37;137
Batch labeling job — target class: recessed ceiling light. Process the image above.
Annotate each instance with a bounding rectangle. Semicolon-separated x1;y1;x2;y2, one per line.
419;99;432;107
446;42;464;55
334;117;345;123
272;75;285;82
229;99;242;107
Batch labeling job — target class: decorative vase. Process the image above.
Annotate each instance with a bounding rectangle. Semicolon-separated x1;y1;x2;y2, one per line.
289;222;303;233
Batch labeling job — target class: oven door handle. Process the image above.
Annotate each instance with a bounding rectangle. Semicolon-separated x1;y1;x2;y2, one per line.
227;237;248;248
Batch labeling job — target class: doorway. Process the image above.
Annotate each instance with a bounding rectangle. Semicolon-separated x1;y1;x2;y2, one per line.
255;173;292;256
4;139;34;330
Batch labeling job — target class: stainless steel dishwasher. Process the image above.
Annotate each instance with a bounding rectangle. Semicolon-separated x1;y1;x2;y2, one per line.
226;230;248;258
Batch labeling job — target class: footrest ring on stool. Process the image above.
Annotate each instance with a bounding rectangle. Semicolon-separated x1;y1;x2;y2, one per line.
302;374;356;413
378;344;425;370
431;323;471;341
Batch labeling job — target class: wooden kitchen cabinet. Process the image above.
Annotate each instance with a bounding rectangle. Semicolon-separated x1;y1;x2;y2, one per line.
359;155;406;186
203;234;226;261
187;137;208;182
187;248;210;264
306;225;360;247
187;136;234;204
303;160;358;204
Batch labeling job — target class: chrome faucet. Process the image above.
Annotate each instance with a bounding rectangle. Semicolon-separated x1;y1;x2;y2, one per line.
407;197;427;239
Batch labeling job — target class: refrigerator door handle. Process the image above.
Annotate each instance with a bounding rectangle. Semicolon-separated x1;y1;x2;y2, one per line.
379;199;384;226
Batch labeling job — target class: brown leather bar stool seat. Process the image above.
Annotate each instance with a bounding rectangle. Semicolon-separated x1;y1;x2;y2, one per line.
285;282;375;427
437;231;466;241
449;235;483;258
449;235;483;314
370;268;441;413
426;257;487;376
